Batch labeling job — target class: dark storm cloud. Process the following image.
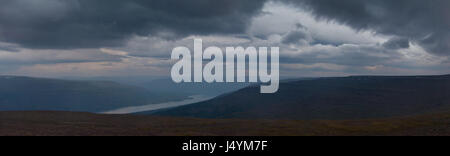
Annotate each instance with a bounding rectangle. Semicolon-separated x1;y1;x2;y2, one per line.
383;37;410;50
282;30;309;44
0;0;267;49
280;0;450;55
281;22;312;45
0;42;20;52
281;44;400;67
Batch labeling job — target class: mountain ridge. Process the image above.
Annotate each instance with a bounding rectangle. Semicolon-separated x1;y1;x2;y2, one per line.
152;74;450;120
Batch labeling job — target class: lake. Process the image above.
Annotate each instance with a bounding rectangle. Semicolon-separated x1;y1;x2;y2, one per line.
101;95;213;114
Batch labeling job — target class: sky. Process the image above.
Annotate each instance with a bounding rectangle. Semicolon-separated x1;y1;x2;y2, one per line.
0;0;449;78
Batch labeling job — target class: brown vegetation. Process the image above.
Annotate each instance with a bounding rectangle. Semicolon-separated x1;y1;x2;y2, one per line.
0;111;449;136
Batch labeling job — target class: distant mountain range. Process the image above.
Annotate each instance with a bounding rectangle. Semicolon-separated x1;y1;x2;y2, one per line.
0;76;184;112
153;75;450;120
68;76;252;97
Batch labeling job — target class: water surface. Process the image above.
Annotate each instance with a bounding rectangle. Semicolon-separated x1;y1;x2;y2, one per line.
101;95;213;114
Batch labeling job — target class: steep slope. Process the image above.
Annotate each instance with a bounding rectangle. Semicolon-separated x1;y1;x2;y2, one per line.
154;75;450;120
0;76;172;112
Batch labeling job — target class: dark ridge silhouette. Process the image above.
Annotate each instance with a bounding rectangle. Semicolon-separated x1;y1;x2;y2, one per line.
153;75;450;120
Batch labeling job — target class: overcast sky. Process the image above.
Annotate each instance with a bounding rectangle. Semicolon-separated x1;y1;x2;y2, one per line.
0;0;449;78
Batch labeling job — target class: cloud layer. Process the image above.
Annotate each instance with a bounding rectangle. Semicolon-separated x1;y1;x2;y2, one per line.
0;0;449;77
281;0;450;55
0;0;266;49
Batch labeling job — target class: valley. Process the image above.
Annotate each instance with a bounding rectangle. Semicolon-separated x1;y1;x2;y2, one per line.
153;75;450;120
1;75;450;136
0;76;186;112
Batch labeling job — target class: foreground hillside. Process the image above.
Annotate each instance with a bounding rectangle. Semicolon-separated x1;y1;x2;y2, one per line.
154;75;450;120
0;76;184;112
0;111;449;136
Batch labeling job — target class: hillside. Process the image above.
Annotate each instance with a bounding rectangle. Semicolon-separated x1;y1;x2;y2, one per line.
0;111;449;136
0;76;183;112
153;75;450;120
